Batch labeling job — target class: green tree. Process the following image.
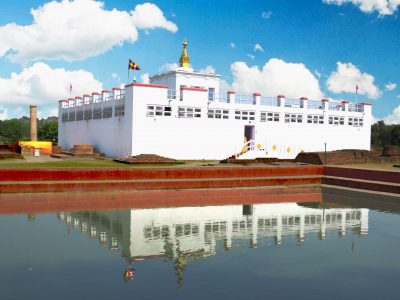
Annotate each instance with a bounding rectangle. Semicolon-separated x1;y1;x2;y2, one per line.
38;121;58;142
0;119;29;143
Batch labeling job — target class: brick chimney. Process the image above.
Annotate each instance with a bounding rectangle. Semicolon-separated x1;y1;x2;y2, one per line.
30;105;37;141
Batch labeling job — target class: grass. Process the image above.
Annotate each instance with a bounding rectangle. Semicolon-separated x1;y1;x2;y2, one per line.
338;162;400;171
0;157;186;168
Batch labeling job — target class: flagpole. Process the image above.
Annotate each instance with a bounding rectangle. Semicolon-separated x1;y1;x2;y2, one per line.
355;84;358;105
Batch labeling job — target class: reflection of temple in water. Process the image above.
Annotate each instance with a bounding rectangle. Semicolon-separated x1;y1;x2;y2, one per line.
58;203;368;259
58;203;368;287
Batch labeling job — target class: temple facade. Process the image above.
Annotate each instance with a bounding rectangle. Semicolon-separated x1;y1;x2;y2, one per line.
58;40;372;159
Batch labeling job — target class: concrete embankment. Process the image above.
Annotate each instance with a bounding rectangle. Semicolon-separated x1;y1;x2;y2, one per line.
0;165;322;193
323;166;400;195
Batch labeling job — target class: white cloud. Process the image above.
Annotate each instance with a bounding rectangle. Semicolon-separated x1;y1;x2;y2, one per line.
0;0;177;63
397;95;400;98
0;62;102;106
159;62;179;72
219;79;232;93
229;42;236;49
385;82;397;91
198;65;216;74
140;73;150;84
322;0;400;16
246;54;255;60
261;10;272;19
230;58;324;99
383;106;400;124
314;70;322;78
130;3;177;32
0;108;8;120
326;62;381;99
253;43;264;52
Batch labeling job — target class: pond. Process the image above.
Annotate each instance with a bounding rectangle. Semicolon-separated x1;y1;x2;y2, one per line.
1;187;399;299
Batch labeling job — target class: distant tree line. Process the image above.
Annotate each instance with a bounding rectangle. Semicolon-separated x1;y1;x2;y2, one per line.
371;121;400;148
0;117;58;144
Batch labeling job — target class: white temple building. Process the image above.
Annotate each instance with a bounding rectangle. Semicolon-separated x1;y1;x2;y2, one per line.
58;203;369;262
58;39;372;159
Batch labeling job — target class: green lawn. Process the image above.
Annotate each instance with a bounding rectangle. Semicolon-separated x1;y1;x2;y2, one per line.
0;158;185;168
338;162;400;171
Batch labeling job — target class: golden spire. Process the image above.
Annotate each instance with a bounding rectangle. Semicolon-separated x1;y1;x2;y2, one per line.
179;38;190;68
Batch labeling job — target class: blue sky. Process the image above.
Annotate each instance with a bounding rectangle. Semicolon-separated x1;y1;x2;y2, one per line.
0;0;399;123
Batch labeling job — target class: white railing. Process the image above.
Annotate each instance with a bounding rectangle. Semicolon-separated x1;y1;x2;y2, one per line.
285;98;301;108
349;103;364;112
260;97;278;107
328;102;342;111
236;139;255;158
236;94;254;105
308;100;323;110
209;92;229;103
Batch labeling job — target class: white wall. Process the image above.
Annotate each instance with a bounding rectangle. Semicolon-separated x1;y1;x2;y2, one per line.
58;76;371;160
129;86;371;160
150;68;220;93
58;92;134;156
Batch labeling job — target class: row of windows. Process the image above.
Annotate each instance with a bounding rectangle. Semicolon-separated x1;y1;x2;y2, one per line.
178;107;202;118
144;107;363;127
235;110;256;120
146;105;172;117
62;105;125;122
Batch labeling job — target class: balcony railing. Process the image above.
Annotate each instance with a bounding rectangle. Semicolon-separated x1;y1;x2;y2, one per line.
260;97;278;107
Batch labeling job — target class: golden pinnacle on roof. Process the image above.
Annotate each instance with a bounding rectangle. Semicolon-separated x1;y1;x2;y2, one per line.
179;38;190;68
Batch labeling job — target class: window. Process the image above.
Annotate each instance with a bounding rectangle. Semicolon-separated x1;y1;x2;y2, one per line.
207;109;229;119
68;111;76;121
307;114;324;124
93;108;102;119
285;113;303;123
178;107;201;118
76;110;83;121
84;110;92;120
235;110;255;121
115;104;124;117
103;107;113;118
208;88;215;101
328;116;344;125
348;117;363;127
260;112;280;122
62;113;68;122
146;105;172;117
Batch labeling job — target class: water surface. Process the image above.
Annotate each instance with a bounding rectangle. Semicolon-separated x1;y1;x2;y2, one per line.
1;189;399;299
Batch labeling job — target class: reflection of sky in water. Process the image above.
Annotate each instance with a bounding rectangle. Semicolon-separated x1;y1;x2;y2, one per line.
0;201;399;300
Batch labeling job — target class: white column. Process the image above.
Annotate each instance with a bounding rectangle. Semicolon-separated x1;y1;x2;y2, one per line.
359;209;369;235
112;87;121;100
225;219;233;250
275;215;282;245
253;93;261;105
341;100;349;112
300;97;308;109
102;90;110;102
277;95;285;107
321;98;329;110
299;213;305;242
227;91;235;104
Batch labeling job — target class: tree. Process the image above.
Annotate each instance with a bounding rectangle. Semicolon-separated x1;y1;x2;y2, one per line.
38;121;58;143
0;119;29;143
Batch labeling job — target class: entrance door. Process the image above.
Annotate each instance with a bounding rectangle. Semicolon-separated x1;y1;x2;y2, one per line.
244;125;255;151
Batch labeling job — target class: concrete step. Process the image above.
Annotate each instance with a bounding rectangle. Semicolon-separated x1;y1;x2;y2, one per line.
0;175;321;193
323;176;400;195
0;165;323;182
